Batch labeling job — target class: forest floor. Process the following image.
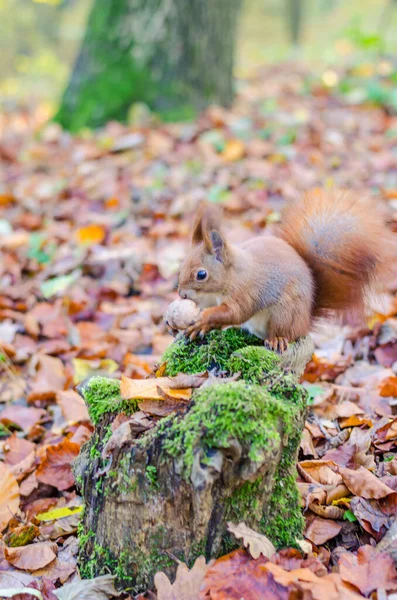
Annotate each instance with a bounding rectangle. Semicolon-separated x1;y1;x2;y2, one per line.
0;61;397;600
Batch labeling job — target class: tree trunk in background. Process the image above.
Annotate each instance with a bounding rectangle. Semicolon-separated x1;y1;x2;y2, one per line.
55;0;241;131
285;0;304;47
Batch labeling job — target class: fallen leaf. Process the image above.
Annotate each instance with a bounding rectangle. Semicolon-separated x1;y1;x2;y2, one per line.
155;556;208;600
0;405;46;432
200;549;285;600
54;574;121;599
4;432;35;465
56;389;90;423
221;139;245;162
75;224;106;246
339;466;396;499
28;355;66;402
0;589;43;600
298;460;341;486
379;376;397;397
227;522;276;559
0;462;20;532
339;545;397;596
36;439;80;490
304;517;342;545
36;506;83;522
120;374;191;401
5;541;58;571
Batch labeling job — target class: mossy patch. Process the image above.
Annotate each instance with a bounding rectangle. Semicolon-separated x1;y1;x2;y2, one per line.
227;346;281;383
162;328;263;376
78;376;138;424
162;380;305;478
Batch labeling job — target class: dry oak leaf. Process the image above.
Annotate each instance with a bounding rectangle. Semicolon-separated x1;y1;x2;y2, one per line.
200;549;287;600
0;462;20;532
227;522;276;560
36;439;80;491
155;556;208;600
298;460;342;486
121;374;192;402
339;545;397;596
5;541;58;571
304;517;342;545
339;466;396;499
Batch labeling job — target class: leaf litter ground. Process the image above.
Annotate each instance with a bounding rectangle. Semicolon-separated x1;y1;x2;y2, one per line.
0;62;397;599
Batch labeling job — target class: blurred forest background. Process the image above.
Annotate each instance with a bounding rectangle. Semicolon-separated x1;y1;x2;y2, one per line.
1;0;396;127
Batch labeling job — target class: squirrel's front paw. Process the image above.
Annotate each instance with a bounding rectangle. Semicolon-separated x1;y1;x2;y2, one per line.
185;317;212;341
264;337;289;353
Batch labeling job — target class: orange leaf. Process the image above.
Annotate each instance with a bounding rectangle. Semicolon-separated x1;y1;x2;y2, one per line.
221;139;245;162
379;376;397;397
120;374;191;402
36;439;80;491
0;462;20;532
75;223;106;246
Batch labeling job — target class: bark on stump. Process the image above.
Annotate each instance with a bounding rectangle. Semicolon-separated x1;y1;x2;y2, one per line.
74;328;314;594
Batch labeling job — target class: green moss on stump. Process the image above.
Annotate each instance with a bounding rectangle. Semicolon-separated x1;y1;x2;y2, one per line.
79;376;138;424
162;328;263;376
162;381;303;477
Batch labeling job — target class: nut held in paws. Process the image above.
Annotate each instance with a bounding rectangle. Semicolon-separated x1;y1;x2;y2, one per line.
164;299;201;331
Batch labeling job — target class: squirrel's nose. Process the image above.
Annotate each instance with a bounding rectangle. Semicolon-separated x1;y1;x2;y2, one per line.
179;289;188;299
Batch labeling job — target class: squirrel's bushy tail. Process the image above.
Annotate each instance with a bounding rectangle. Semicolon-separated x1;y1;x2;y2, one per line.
279;189;391;318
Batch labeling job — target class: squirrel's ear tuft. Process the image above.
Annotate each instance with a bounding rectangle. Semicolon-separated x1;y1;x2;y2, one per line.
191;213;205;245
210;230;226;262
191;203;222;249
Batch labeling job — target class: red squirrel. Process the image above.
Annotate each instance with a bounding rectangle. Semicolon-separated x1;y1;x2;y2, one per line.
178;189;390;352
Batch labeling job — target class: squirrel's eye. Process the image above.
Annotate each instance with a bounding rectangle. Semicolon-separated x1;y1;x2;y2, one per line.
196;269;207;281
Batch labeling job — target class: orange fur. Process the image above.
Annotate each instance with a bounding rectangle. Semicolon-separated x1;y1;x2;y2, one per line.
179;189;392;346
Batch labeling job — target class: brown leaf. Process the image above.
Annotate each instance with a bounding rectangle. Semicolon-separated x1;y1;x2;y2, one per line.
5;540;58;571
56;389;90;423
227;522;276;559
55;573;121;599
200;549;286;600
298;460;342;486
0;462;20;532
102;414;152;457
0;405;46;432
339;545;397;596
264;562;363;600
350;496;391;535
155;556;208;600
120;374;192;402
28;355;66;402
339;466;396;499
375;418;397;442
305;517;342;545
36;439;80;490
4;433;35;465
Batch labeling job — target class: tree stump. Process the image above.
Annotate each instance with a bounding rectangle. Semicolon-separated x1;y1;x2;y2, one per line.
74;329;314;594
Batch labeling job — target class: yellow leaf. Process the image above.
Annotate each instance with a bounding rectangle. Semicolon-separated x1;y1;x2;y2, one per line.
73;358;118;384
75;224;106;246
36;505;83;521
120;374;191;401
221;139;245;162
